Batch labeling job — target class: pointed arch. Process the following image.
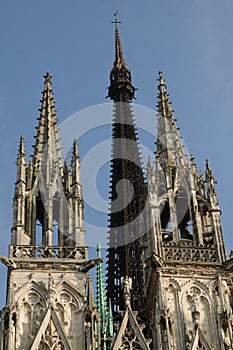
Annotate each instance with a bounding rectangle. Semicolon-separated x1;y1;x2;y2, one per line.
181;281;217;348
15;281;47;349
52;282;84;348
168;278;181;291
15;280;47;305
181;280;212;305
54;280;85;306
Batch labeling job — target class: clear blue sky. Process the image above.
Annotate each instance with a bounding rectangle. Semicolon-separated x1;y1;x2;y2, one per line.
0;0;232;307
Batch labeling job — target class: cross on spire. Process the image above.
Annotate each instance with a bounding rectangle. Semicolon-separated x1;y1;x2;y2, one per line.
111;11;122;27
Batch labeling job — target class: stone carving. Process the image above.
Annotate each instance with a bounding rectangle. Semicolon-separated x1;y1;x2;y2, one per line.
38;318;65;350
192;310;200;329
121;276;132;295
163;245;219;263
0;255;17;269
17;289;46;348
54;289;80;340
79;257;104;272
11;245;87;261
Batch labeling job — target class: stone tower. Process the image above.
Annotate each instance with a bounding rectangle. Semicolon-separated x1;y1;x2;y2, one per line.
0;73;100;350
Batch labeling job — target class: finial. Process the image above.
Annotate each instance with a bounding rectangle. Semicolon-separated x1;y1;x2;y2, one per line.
44;72;52;81
43;72;52;90
206;159;211;171
158;70;165;86
111;11;122;28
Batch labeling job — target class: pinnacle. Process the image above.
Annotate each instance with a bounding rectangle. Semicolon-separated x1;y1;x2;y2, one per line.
32;73;63;172
87;276;95;309
205;159;216;182
190;154;197;167
43;72;52;82
147;156;153;173
72;139;80;161
18;136;25;157
206;159;211;175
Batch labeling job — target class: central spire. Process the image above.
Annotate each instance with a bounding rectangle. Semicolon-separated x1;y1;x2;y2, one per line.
107;20;147;323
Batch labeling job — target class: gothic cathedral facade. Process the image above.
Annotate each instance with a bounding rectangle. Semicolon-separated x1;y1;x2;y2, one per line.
0;23;233;350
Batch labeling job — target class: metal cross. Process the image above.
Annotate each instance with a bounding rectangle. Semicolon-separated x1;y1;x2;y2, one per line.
111;11;122;27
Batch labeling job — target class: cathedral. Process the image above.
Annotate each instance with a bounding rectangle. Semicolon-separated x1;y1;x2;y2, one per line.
0;20;233;350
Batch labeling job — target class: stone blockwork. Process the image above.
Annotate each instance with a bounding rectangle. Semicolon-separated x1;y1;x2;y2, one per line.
1;266;87;349
144;262;233;350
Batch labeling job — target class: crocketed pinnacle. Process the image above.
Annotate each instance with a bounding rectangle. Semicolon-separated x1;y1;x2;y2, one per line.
114;25;126;69
17;136;25;158
71;138;82;198
71;138;80;162
205;159;216;183
205;159;219;204
156;70;190;172
32;72;63;173
16;136;27;184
